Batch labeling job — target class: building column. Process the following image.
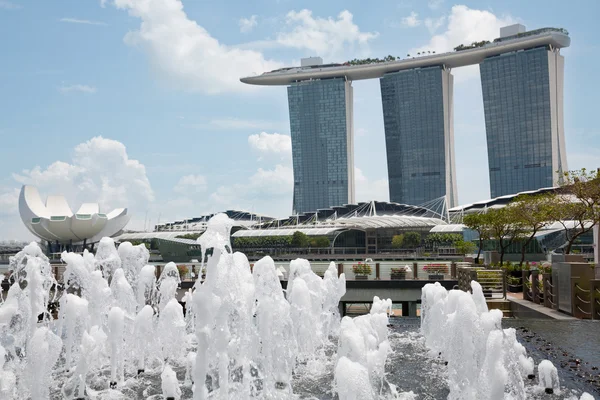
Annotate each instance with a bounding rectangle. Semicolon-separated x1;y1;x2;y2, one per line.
380;66;457;207
287;78;355;214
409;302;418;317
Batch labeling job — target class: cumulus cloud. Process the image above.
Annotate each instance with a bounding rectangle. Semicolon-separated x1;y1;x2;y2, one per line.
401;11;421;28
174;174;207;194
239;15;257;33
112;0;282;94
275;9;378;58
424;16;445;34
248;132;292;160
354;167;389;202
11;136;154;212
59;84;97;94
210;164;293;214
0;188;19;216
412;5;514;54
411;5;514;82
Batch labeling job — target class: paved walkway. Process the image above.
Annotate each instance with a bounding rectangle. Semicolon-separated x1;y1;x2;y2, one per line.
507;292;577;320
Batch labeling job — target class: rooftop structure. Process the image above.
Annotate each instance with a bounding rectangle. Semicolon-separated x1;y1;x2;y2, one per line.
240;25;570;213
240;28;569;85
18;185;130;245
153;210;275;232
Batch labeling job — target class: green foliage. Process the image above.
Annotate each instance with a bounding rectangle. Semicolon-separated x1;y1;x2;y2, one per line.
232;233;329;249
391;234;404;249
233;236;292;249
176;233;202;240
403;232;421;249
352;262;372;275
346;55;398;65
454;40;490;51
454;239;476;255
555;168;600;253
463;213;492;263
309;236;330;248
508;193;555;265
177;264;188;278
424;233;462;249
291;231;310;248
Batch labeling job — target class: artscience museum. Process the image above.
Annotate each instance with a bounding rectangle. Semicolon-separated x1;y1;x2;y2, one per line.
18;185;130;249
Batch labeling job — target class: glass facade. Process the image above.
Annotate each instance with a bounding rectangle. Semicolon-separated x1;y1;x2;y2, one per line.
380;66;457;207
287;78;354;214
481;46;566;198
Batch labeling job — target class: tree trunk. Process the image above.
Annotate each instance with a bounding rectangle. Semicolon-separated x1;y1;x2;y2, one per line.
499;238;505;266
519;232;537;267
564;228;590;254
475;236;483;264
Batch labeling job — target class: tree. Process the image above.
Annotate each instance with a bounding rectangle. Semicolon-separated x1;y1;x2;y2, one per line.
555;168;600;253
310;236;330;248
508;193;554;266
291;231;309;248
391;234;404;249
403;232;421;249
454;239;476;255
463;213;491;264
486;207;524;266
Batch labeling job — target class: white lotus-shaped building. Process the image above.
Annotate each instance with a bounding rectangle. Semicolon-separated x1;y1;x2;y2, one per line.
19;185;130;244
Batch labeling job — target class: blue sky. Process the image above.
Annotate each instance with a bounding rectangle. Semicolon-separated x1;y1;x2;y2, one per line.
1;0;599;240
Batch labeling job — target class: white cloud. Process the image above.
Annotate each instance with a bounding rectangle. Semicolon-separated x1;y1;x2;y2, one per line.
0;188;19;216
412;5;514;55
275;9;378;58
428;0;444;10
11;136;154;212
248;132;292;160
210;164;293;209
174;174;207;194
354;167;389;202
59;84;97;94
424;16;445;34
0;1;21;10
112;0;282;94
411;6;514;81
401;11;421;28
60;17;106;26
239;15;257;33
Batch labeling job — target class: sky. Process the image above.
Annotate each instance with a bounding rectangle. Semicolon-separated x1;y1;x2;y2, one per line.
1;0;599;241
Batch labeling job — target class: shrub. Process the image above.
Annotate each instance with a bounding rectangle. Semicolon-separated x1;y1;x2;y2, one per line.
391;234;404;249
291;231;309;248
352;262;372;275
177;265;188;278
403;232;421;249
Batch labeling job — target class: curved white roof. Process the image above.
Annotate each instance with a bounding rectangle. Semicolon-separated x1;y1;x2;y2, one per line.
241;30;570;85
329;215;446;230
18;185;130;244
232;227;344;237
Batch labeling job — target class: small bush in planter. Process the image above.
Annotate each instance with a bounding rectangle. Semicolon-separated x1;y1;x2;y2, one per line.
177;265;189;279
352;262;372;276
391;267;408;279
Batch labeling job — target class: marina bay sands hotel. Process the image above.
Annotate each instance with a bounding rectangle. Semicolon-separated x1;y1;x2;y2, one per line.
241;25;570;214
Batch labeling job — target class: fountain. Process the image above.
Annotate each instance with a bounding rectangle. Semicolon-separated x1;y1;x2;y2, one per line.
0;213;596;399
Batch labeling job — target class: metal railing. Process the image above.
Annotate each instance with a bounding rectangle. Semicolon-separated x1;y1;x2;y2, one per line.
572;280;600;320
456;266;506;299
